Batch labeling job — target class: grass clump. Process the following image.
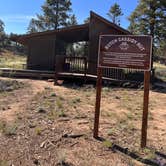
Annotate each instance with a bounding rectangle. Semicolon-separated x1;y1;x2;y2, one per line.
103;140;113;148
0;160;8;166
56;98;63;109
58;110;66;118
48;110;57;120
126;112;134;120
72;98;81;104
48;109;65;120
35;127;42;135
0;121;18;136
107;128;116;136
142;148;156;160
57;150;67;166
0;79;25;93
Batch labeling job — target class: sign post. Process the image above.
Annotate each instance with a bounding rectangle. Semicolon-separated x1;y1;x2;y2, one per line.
94;35;152;147
141;70;151;148
94;67;102;138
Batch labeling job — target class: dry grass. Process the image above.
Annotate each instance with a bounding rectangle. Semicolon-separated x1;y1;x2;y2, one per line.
154;62;166;70
0;121;18;136
0;78;165;165
154;62;166;81
0;50;26;69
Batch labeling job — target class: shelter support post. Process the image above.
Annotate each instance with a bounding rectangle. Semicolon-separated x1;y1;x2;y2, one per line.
54;61;58;85
84;58;88;84
54;72;58;85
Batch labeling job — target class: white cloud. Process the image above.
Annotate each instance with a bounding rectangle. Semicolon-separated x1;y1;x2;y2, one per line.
1;14;37;23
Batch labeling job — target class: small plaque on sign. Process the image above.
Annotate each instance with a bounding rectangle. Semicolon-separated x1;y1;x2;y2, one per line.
98;35;152;71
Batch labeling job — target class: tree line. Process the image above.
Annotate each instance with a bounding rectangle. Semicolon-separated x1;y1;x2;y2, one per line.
0;20;11;51
0;0;166;58
0;20;25;53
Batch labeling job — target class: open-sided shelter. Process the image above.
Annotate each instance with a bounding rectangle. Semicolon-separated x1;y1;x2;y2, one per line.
12;11;130;79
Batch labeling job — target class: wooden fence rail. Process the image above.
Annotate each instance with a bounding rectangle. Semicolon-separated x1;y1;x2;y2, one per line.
103;68;143;81
62;56;144;82
64;57;87;75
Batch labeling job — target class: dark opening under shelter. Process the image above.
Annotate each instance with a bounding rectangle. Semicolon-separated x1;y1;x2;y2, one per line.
12;11;132;80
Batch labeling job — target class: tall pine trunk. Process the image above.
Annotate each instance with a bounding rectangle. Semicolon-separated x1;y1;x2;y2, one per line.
149;2;156;78
55;0;59;29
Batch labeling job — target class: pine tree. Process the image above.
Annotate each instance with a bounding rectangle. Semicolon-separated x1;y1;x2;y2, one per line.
27;0;72;33
67;14;78;26
128;0;166;44
0;19;6;50
128;0;166;65
157;41;166;57
0;19;4;33
27;18;43;33
84;17;90;24
107;3;123;25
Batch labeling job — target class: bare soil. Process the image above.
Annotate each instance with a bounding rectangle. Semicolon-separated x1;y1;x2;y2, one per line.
0;77;165;166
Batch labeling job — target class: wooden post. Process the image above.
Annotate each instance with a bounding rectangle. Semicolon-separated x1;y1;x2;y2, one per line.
84;57;87;84
54;70;58;85
141;71;151;148
93;67;103;138
54;39;57;85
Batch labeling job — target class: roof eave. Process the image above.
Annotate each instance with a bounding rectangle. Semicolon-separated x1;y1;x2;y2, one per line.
11;23;90;45
90;11;131;35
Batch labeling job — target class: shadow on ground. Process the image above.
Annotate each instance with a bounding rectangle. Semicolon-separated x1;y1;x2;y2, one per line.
97;137;166;166
59;76;166;94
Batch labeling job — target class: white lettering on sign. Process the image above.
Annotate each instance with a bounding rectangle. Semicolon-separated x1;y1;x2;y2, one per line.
105;37;145;51
105;39;118;50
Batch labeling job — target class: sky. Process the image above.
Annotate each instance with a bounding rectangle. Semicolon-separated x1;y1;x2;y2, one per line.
0;0;138;35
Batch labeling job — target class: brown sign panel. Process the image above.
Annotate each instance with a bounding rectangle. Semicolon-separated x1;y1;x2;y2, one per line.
98;35;152;71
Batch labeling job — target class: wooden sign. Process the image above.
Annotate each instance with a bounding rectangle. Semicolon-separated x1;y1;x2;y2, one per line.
98;35;152;71
94;35;152;148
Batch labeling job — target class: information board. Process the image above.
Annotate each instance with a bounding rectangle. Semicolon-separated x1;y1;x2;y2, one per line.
98;35;152;71
94;35;153;148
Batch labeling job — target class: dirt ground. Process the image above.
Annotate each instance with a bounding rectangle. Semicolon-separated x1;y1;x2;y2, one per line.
0;77;165;166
